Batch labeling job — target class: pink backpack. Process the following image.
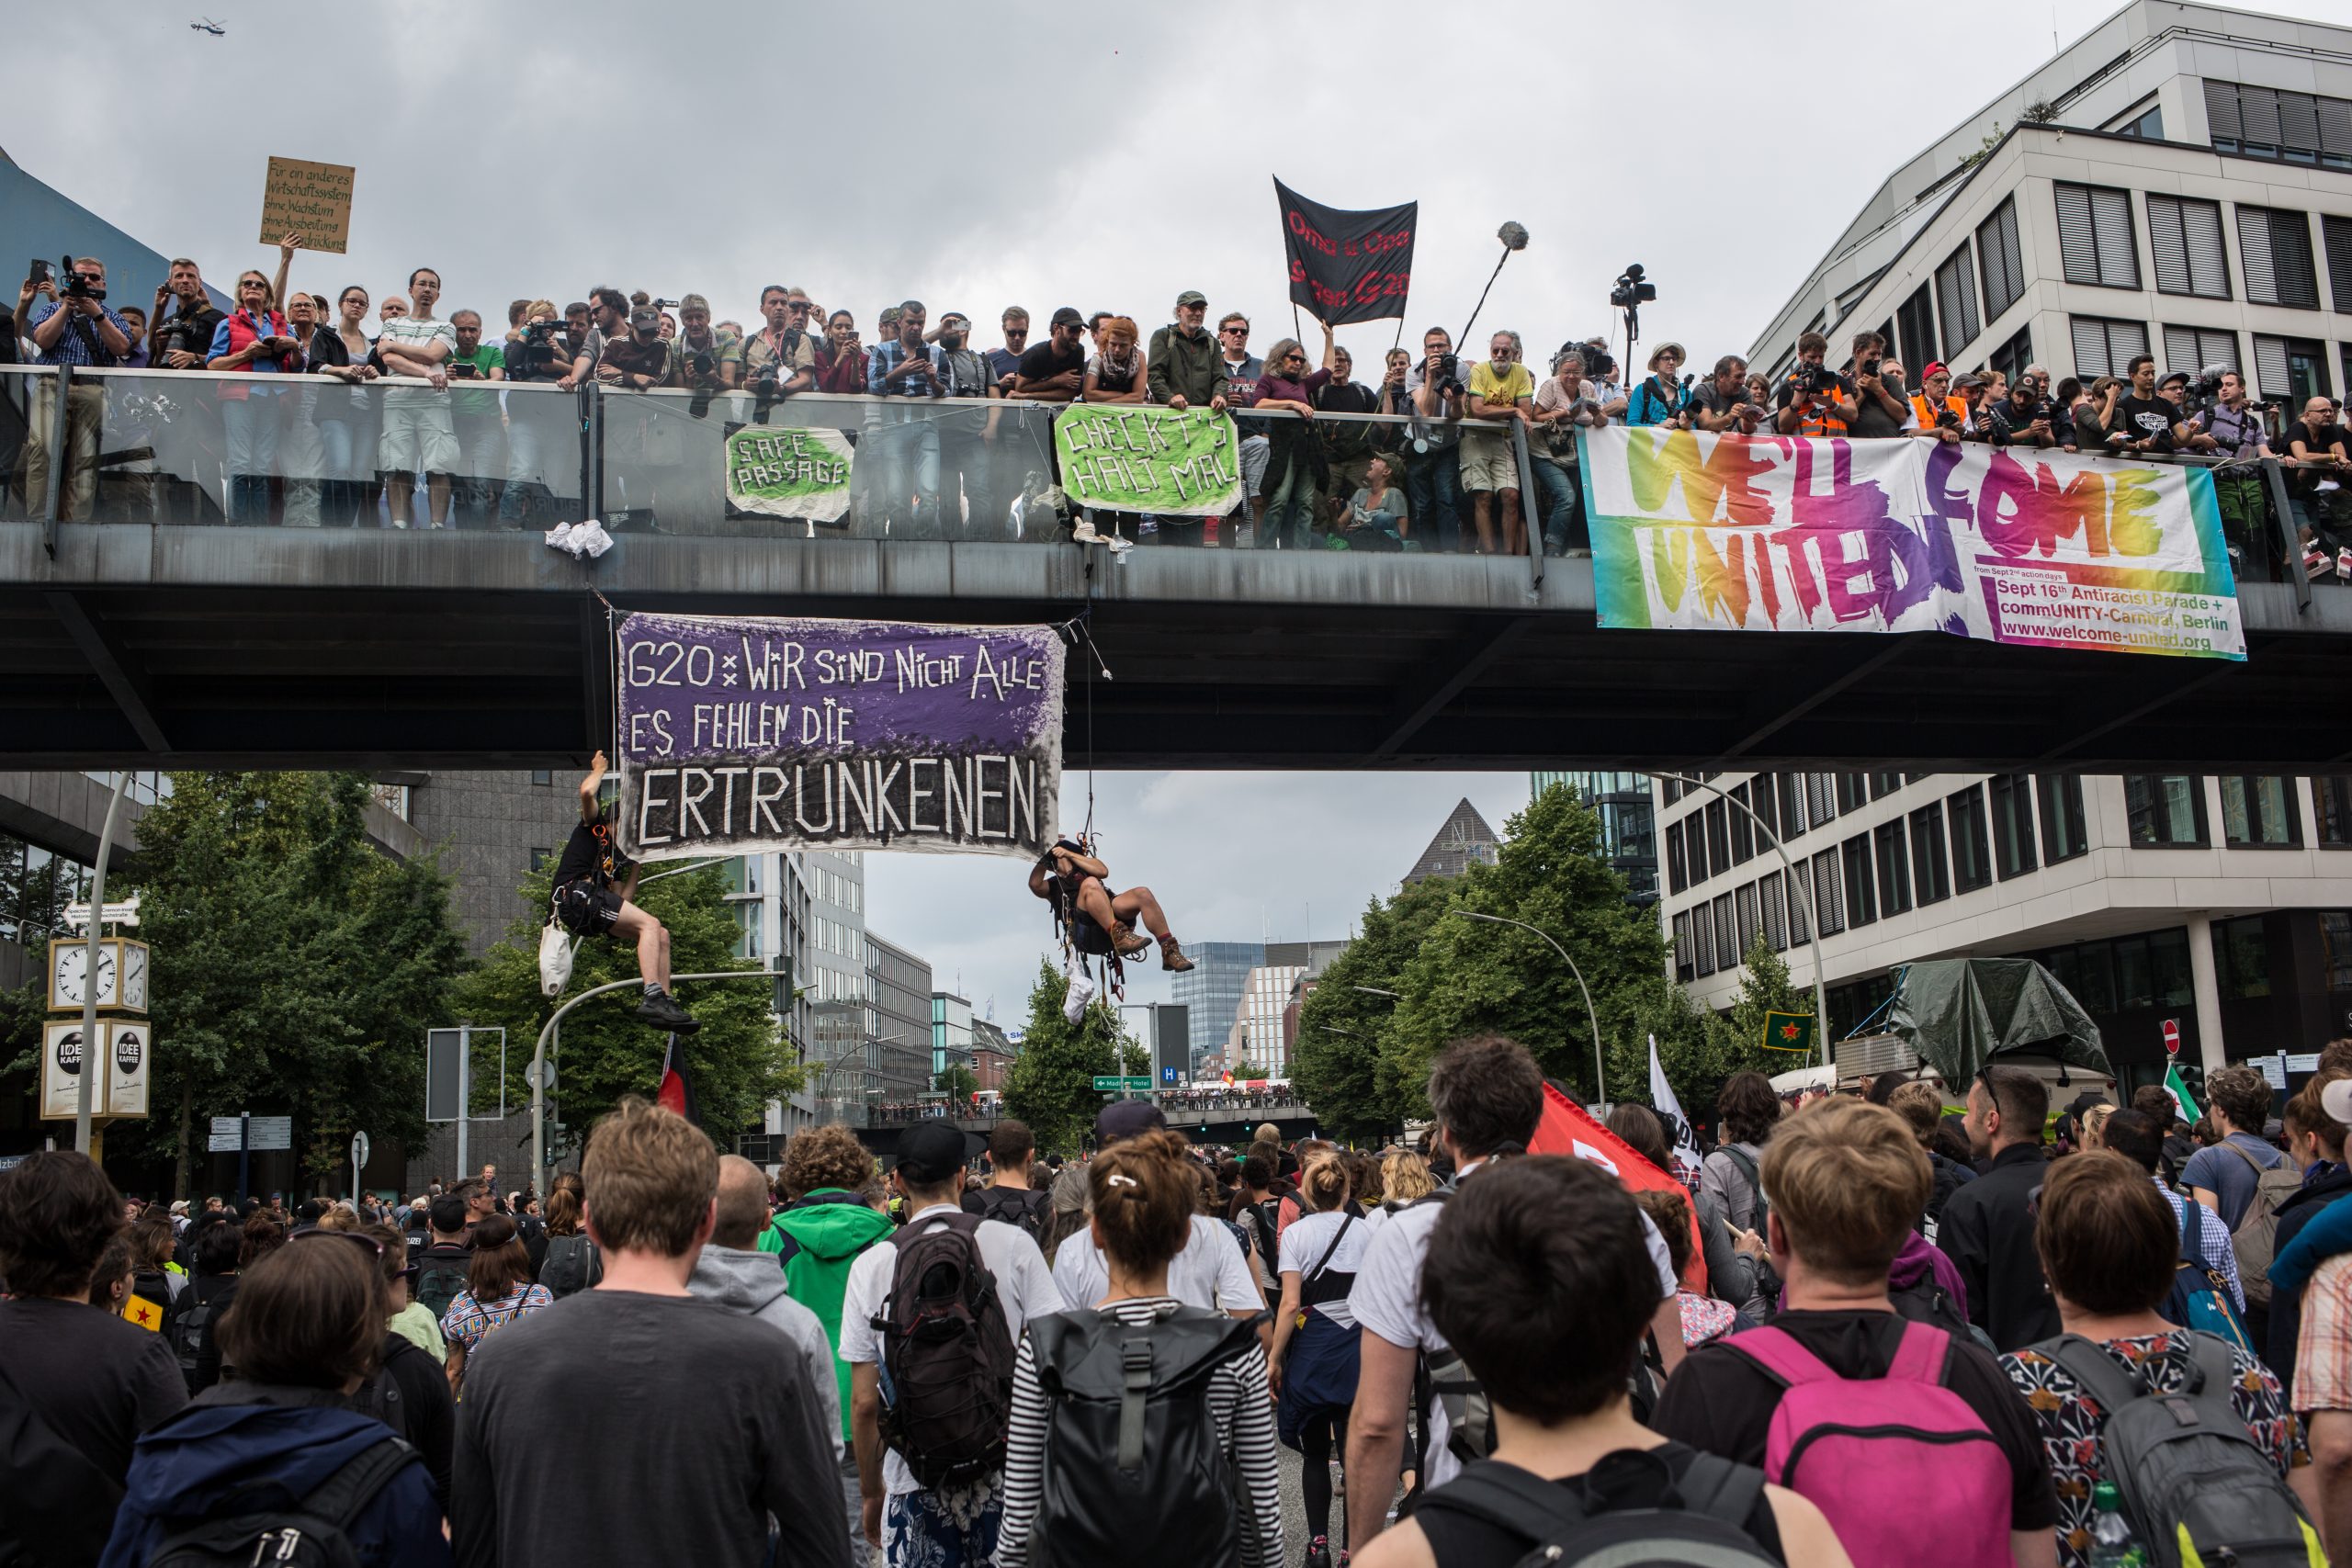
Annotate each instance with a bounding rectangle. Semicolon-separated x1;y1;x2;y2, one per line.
1727;1320;2013;1568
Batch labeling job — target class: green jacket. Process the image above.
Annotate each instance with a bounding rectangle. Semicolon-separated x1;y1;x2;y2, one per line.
1148;322;1222;409
764;1190;895;1441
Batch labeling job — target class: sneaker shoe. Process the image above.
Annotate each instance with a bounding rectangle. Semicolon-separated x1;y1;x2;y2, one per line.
2338;547;2351;580
1304;1537;1331;1568
1071;517;1104;545
1159;936;1195;973
1107;919;1151;957
635;991;699;1032
2308;545;2332;580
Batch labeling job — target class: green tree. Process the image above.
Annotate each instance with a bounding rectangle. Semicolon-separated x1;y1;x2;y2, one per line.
1294;877;1453;1142
935;1063;979;1106
452;863;796;1156
106;773;467;1195
1001;958;1135;1155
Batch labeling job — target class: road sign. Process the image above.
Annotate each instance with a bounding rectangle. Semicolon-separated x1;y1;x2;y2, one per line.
532;1060;558;1090
245;1116;292;1151
207;1115;243;1153
1161;1066;1180;1085
1092;1075;1154;1092
63;897;141;929
2162;1018;2181;1055
350;1131;370;1168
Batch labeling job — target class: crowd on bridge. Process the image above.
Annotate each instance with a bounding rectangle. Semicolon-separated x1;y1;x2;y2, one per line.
12;1022;2352;1568
12;243;2352;578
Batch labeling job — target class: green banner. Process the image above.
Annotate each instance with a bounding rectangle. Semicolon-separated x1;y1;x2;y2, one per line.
724;426;854;523
1091;1075;1153;1092
1761;1011;1817;1055
1053;405;1243;516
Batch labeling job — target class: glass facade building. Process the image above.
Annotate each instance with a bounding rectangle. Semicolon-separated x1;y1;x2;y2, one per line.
1534;772;1658;905
1170;942;1265;1075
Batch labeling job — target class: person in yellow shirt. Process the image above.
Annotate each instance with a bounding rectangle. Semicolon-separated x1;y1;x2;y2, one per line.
1464;331;1535;555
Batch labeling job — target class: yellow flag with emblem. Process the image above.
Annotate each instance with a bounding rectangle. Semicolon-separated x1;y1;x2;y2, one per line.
123;1292;164;1332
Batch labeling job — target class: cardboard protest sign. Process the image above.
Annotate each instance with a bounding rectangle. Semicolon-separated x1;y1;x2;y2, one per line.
724;426;854;523
615;612;1064;861
258;157;356;254
1274;178;1417;325
1051;405;1242;516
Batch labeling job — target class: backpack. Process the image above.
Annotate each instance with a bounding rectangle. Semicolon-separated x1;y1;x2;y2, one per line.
1023;1304;1266;1568
2031;1332;2323;1568
0;1353;123;1568
973;1185;1048;1240
356;1334;418;1444
144;1435;418;1568
1719;1147;1770;1236
173;1277;230;1392
2224;1145;2304;1311
868;1211;1016;1489
413;1250;469;1325
538;1234;601;1300
1407;1189;1498;1472
1247;1198;1284;1281
1413;1450;1781;1568
1888;1274;1991;1350
2163;1197;2255;1355
1725;1321;2014;1568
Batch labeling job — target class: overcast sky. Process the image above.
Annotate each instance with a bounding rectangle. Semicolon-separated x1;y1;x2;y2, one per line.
18;0;2351;1021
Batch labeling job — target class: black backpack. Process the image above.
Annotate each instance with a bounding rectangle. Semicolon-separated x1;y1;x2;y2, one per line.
2029;1332;2321;1568
972;1186;1048;1239
355;1334;420;1444
1413;1450;1781;1568
144;1435;419;1568
413;1249;469;1324
173;1277;232;1393
1247;1199;1283;1280
1889;1275;1989;1350
1023;1304;1267;1568
538;1234;601;1300
869;1211;1016;1489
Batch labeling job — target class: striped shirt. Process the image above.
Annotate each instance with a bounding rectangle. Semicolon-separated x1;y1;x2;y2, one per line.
996;1296;1282;1568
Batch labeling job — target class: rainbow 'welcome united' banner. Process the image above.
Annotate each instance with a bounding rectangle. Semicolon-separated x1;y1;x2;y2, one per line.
1580;427;2245;660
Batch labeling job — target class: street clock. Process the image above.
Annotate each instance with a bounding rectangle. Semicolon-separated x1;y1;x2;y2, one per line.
50;938;151;1013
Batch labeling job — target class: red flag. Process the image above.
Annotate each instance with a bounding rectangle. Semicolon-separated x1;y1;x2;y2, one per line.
656;1033;700;1125
1528;1082;1706;1293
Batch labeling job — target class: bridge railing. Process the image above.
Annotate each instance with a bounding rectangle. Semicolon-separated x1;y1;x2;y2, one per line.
0;363;2323;600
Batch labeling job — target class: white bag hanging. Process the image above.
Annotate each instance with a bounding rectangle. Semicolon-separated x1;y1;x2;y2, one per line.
1062;949;1098;1024
538;919;575;998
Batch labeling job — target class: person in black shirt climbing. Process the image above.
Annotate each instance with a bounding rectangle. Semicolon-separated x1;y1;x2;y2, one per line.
1028;836;1193;971
551;750;696;1032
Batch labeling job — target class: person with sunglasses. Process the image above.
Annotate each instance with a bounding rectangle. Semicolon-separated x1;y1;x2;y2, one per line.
1252;331;1334;550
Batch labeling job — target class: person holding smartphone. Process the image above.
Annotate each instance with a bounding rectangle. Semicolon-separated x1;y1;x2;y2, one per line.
205;267;305;524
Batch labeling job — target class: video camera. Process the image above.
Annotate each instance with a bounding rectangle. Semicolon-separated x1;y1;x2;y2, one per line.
59;255;104;303
512;318;570;376
1609;263;1656;310
1790;364;1842;398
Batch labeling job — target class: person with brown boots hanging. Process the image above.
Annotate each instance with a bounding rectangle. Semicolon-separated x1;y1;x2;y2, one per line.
1029;835;1193;972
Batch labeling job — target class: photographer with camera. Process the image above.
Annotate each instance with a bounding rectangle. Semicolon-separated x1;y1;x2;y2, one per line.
2020;364;2075;447
2184;369;2275;571
1531;348;1609;554
148;257;225;372
1685;354;1767;437
1986;378;2059;449
730;285;816;399
1404;326;1466;551
1463;329;1534;557
1845;332;1910;439
1909;362;1969;445
1774;331;1855;438
2286;396;2352;577
499;300;568;528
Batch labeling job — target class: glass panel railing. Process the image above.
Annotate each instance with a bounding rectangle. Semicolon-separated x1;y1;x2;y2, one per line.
0;366;61;522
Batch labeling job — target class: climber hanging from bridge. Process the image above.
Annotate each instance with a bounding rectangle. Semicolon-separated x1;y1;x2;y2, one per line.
551;750;698;1033
1031;835;1193;973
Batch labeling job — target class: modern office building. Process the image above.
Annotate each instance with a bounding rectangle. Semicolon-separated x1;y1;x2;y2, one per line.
1170;941;1266;1074
1227;963;1308;1078
1403;799;1500;886
1751;1;2352;412
932;990;975;1079
1534;772;1659;905
866;932;936;1108
1653;769;2352;1094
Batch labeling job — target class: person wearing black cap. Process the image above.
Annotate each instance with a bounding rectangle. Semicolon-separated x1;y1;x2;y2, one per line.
838;1121;1065;1566
1029;835;1193;973
1010;308;1086;403
1046;1099;1262;1321
1148;289;1226;415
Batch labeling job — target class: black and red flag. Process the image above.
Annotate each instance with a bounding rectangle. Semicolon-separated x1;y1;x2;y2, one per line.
656;1032;700;1125
1273;178;1417;326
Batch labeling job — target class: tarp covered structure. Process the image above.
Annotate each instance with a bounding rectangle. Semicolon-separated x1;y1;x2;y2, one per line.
1885;957;2110;1085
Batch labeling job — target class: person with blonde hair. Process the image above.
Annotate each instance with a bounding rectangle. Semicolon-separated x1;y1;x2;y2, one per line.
1272;1155;1367;1568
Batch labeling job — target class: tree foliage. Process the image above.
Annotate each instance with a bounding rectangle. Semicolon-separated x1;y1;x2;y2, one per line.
1295;784;1808;1143
451;863;797;1158
1001;958;1143;1156
935;1063;978;1105
106;773;467;1193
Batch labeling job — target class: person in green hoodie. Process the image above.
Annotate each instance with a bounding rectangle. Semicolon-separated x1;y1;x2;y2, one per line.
766;1122;894;1546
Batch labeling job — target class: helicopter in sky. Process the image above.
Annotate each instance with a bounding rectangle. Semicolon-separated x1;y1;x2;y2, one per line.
190;17;225;35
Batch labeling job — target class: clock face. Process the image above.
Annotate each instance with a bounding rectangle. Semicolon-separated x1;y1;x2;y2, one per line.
53;945;87;1006
96;947;117;1005
122;946;149;1010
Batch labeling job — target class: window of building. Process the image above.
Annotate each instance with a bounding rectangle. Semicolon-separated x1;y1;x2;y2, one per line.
1666;819;1689;894
1977;197;2027;321
530;769;553;786
1735;882;1759;960
1841;834;1877;928
2204;79;2352;168
1989;773;2039;879
1750;773;1780;844
2212;914;2271;998
2162;326;2240;383
1909;804;1951;905
2037;775;2089;863
1869;772;1902;800
1788;860;1813;945
1873;819;1913;915
2054;183;2140;288
1705;799;1730;879
1987;325;2035;386
1837;773;1870;813
528;848;551;873
2125;775;2206;846
2238;207;2322;309
1728;784;1756;863
2109;101;2163;140
2316;777;2352;847
1674;911;1697;982
1692;905;1715;976
2325;216;2352;315
1935;243;1982;356
2253;335;2331;409
2322;912;2352;990
1807;773;1838;828
1813;847;1845;937
2070;316;2150;379
1896;284;1938;374
2220;776;2301;846
1778;773;1809;840
1713;894;1737;972
2145;194;2232;299
1760;871;1788;952
1950;784;1993;892
1661;776;1684;806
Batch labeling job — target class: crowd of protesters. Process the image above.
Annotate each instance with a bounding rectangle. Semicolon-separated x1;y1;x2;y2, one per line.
12;245;2348;578
11;1030;2352;1568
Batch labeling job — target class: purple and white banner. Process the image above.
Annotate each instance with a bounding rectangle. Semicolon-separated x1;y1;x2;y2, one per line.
615;612;1064;861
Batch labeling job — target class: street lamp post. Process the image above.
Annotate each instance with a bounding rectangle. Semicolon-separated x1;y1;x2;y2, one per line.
1450;909;1607;1103
1650;772;1830;1068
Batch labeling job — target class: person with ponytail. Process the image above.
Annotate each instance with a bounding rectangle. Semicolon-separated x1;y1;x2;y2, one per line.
997;1129;1283;1568
1271;1155;1367;1568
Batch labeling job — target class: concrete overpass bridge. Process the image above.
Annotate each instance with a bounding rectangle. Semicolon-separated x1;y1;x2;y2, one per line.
7;372;2348;774
850;1103;1324;1164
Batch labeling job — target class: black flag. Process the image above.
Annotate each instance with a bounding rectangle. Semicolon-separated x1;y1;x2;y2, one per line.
1274;178;1417;326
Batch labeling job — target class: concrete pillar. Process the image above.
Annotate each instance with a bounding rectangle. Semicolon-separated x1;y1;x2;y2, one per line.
2185;914;2228;1071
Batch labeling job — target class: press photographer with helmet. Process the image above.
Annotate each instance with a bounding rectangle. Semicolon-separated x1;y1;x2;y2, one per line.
1774;332;1855;437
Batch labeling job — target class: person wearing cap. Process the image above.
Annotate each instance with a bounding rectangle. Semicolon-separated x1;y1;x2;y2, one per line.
1626;341;1688;427
1954;371;1993;437
595;299;672;390
1046;1099;1264;1326
1911;361;1968;444
838;1120;1064;1566
1011;306;1087;404
1148;289;1226;414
